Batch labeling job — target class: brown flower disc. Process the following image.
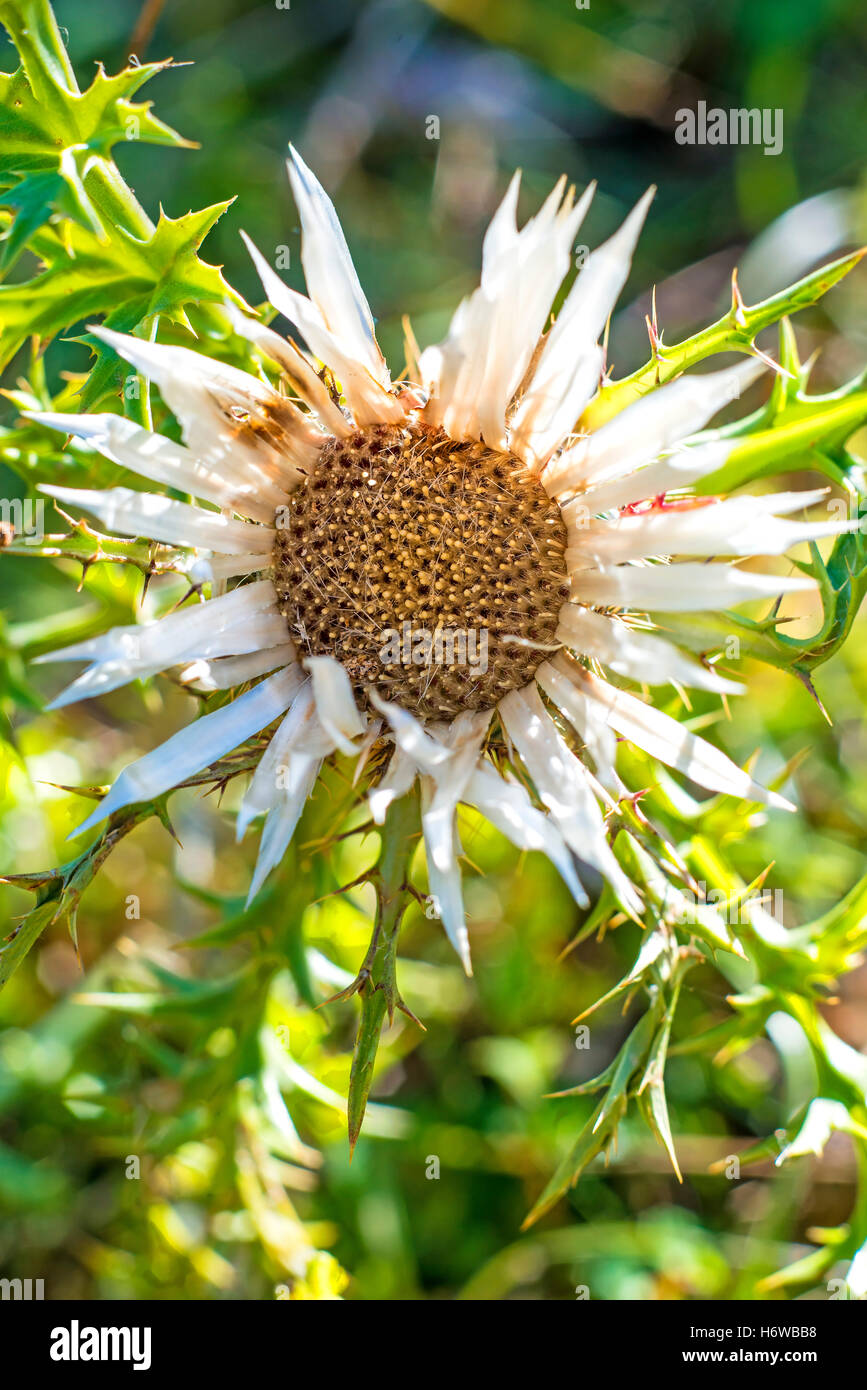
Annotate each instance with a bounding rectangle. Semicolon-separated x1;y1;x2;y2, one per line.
273;422;569;719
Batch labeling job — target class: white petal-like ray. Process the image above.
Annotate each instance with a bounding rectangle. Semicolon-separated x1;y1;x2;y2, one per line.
91;325;323;489
566;489;851;568
544;359;766;495
499;684;641;914
224;303;353;439
41;580;290;708
305;655;366;754
247;753;322;904
40;580;275;666
577;440;733;515
74;666;304;836
555;604;742;694
419;172;521;431
511;187;654;467
369;744;417;824
190;553;273;585
368;689;452;774
571;665;794;810
535;658;620;787
421;776;472;974
41;484;274;555
421;709;490;874
467;761;589;907
287;145;390;389
25;411;276;525
477;181;595;449
237;679;330;837
512;348;604;470
571;561;815;611
552;185;654;340
241;231;404;427
424;174;595;450
179;645;296;691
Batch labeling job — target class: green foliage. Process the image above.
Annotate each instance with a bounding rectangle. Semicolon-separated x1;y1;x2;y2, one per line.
0;0;247;399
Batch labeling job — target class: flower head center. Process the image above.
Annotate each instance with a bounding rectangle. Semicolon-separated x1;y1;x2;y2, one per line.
273;422;569;719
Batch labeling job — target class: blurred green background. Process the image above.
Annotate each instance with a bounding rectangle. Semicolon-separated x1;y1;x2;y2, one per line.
1;0;867;1300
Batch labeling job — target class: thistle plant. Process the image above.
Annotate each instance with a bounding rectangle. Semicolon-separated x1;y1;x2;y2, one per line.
2;0;867;1301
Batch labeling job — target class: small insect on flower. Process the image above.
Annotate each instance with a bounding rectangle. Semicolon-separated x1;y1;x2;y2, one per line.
28;148;851;975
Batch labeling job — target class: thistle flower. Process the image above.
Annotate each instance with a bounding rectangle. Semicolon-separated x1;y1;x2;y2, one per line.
29;149;848;976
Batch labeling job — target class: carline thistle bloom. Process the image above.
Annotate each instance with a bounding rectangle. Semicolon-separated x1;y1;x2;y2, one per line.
29;149;851;974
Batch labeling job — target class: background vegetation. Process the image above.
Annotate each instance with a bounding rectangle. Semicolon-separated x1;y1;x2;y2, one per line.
1;0;867;1300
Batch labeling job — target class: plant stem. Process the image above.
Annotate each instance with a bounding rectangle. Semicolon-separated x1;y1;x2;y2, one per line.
346;787;421;1155
578;249;865;432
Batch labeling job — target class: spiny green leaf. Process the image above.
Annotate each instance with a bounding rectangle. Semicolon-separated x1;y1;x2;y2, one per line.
572;927;667;1023
697;392;867;494
636;977;684;1182
0;37;193;265
581;248;866;431
522;1093;624;1229
0;203;244;374
526;1009;661;1225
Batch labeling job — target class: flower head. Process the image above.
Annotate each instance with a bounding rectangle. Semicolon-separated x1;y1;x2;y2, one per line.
29;149;848;973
